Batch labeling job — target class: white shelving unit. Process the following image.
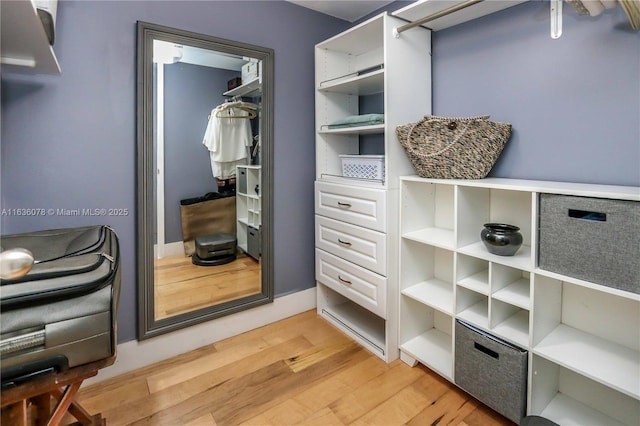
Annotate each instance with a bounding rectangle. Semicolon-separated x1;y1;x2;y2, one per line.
314;12;431;362
236;165;261;255
0;0;61;74
399;176;640;425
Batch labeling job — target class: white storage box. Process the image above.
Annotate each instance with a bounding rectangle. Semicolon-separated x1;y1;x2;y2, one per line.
242;61;260;83
340;155;385;180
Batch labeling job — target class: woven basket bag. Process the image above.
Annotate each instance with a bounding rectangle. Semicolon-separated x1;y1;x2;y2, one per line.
396;115;512;179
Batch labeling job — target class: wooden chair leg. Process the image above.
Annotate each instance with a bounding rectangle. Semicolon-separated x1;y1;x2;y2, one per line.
46;381;81;426
1;399;28;426
32;393;51;426
51;387;100;425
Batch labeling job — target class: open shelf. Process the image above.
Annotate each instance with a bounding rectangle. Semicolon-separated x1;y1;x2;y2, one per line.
493;277;530;310
318;68;384;95
402;228;454;250
491;308;529;348
400;181;454;248
399;297;453;379
223;77;260;97
539;393;628;426
458;242;532;271
402;279;454;315
320;296;386;357
535;267;640;302
318;124;384;135
457;269;489;295
316;13;383;57
534;324;640;399
532;355;639;426
456;300;489;330
401;329;452;380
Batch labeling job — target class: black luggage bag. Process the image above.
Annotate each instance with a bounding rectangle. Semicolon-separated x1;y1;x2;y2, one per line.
0;225;121;388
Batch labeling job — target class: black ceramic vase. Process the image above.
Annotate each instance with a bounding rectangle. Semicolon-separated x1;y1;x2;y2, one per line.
480;223;523;256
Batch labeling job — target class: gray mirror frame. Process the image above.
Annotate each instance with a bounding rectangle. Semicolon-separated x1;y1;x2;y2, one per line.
136;21;274;340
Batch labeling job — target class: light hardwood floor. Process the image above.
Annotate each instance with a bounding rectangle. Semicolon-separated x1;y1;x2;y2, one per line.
154;254;261;320
74;311;514;426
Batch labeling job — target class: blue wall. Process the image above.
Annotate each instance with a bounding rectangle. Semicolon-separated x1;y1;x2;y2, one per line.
430;1;639;186
164;63;238;243
0;1;349;343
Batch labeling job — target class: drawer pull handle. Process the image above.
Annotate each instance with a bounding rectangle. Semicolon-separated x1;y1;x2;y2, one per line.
568;208;606;222
337;202;352;208
338;239;352;247
338;275;352;285
474;342;499;360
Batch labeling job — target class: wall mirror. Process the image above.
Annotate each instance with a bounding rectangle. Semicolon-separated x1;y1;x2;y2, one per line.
136;21;274;340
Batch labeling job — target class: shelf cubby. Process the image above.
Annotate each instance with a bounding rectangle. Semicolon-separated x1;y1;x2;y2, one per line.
532;275;640;400
531;355;639;426
456;186;534;269
315;14;384;84
318;284;386;358
400;181;455;250
491;264;531;310
456;286;489;330
399;297;453;380
490;299;529;348
400;240;454;315
456;254;489;295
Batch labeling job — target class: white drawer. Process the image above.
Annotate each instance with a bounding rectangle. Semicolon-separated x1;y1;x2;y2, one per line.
315;181;386;232
315;215;387;276
315;248;387;318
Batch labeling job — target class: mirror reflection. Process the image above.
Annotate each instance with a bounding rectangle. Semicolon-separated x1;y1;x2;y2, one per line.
137;22;274;339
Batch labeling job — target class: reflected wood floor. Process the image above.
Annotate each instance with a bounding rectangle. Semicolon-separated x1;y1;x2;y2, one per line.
74;311;514;426
154;254;261;320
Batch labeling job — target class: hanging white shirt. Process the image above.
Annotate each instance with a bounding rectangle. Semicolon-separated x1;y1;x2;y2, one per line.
202;106;252;179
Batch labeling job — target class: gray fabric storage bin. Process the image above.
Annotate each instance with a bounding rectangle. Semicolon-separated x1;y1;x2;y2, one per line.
247;225;261;260
454;320;528;424
538;194;640;294
238;168;247;194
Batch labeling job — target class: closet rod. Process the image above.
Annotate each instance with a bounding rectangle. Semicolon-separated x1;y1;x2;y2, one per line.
393;0;484;36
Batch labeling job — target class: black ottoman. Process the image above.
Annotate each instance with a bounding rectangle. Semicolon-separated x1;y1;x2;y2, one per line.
192;233;236;266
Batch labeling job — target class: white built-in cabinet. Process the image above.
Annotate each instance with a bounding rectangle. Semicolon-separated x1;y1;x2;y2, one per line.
398;176;640;425
314;12;431;362
236;165;261;256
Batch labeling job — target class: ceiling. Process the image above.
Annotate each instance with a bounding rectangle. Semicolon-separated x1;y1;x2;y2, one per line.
287;0;396;22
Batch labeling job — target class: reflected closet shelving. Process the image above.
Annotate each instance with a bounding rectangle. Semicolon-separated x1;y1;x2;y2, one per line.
236;165;261;259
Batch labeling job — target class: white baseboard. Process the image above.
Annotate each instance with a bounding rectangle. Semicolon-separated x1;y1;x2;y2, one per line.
85;287;317;386
154;241;185;258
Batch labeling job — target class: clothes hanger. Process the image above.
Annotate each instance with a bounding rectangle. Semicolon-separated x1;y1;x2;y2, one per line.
214;106;256;119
